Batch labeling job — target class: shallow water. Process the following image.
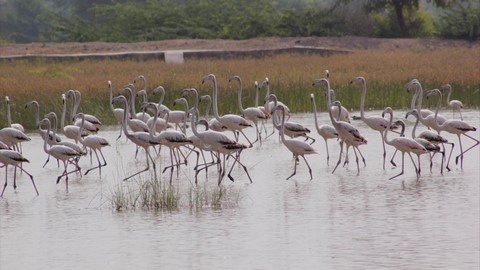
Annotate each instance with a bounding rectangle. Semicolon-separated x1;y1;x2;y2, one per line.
1;109;479;269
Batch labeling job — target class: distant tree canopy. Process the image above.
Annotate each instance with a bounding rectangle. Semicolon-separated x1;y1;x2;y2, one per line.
0;0;478;43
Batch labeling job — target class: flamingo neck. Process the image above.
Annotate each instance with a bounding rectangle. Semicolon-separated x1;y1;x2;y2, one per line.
109;83;115;112
359;79;367;120
211;77;221;121
432;91;443;130
6;100;12;126
279;108;287;144
149;105;159;138
255;84;259;107
415;83;427;123
411;113;419;138
43;120;50;153
190;91;201;138
61;99;67;130
383;111;393;145
236;79;245;113
324;80;338;128
312;97;319;131
446;87;452;104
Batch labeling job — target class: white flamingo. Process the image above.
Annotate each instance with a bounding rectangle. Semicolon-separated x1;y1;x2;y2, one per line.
75;113;110;176
268;94;315;144
324;70;351;123
229;75;268;144
64;90;98;134
151;85;171;116
202;73;253;147
72;90;103;128
0;149;38;197
119;86;150;133
406;79;447;131
5;96;24;132
426;89;478;169
382;107;426;180
406;110;452;173
0;125;30;153
313;78;367;175
199;94;227;132
40;118;83;192
260;77;291;119
310;93;339;165
441;84;464;120
112;95;158;181
146;87;173;133
133;75;152;121
407;79;433;119
45;112;86;158
254;80;270;137
351;76;395;170
274;105;317;180
394;119;439;175
60;94;86;143
108;80;125;139
182;88;252;185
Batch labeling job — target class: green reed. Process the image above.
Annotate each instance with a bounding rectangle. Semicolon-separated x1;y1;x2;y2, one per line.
1;47;478;130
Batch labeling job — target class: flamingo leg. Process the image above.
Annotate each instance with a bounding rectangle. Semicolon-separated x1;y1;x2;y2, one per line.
42;154;51;168
302;155;313;180
357;147;366;167
17;166;38;196
324;139;330;166
352;146;360;176
455;133;479;168
286;155;298;180
332;141;344;174
381;131;386;170
390;149;398;167
123;148;151;181
390;152;405;180
1;166;8;197
85;149;105;176
407;152;419;179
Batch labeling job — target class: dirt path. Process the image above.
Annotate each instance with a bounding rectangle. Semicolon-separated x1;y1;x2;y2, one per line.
1;36;478;56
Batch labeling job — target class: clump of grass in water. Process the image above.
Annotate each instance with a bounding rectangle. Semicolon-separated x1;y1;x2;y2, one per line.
110;178;180;211
188;183;242;210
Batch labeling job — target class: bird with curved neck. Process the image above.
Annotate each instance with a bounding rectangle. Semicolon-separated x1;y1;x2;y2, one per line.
274;105;317;180
310;93;339;165
313;78;366;175
112;95;158;181
202;73;253;147
5;96;24;133
182;88;252;186
406;79;447;132
108;80;125;139
426;89;478;169
0;149;38;197
441;84;464;120
229;75;268;144
40;117;82;192
351;76;396;170
382;107;426;180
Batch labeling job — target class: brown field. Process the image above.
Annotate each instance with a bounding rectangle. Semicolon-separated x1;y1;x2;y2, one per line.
0;37;479;129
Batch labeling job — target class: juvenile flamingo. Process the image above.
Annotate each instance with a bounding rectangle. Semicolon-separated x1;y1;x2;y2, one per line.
441;84;464;120
5;96;24;132
202;74;253;147
273;105;317;180
426;89;478;169
310;93;339;165
0;149;38;197
108;80;125;139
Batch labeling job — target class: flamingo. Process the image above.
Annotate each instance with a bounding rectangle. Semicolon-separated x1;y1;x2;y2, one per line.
5;96;24;132
324;70;351;123
75;113;110;176
351;76;396;170
0;149;38;197
108;80;125;139
182;88;252;185
112;95;159;181
313;78;367;175
426;89;478;169
119;86;150;133
60;94;86;143
310;93;339;165
406;110;452;173
441;84;464;120
268;94;315;144
151;85;171;116
406;80;447;131
64;90;98;134
40;118;83;192
407;79;433;119
202;73;254;147
145;101;196;184
274;105;317;180
382;107;426;180
254;80;270;137
133;75;152;122
0;125;30;153
72;90;103;128
198;94;227;132
229;75;268;144
146;88;173;133
260;77;291;119
44;112;86;158
25;100;63;167
394;119;439;176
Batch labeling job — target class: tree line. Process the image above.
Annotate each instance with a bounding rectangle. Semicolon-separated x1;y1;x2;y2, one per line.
0;0;478;44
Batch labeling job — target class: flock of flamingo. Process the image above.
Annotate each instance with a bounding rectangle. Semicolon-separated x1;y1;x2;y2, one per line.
0;72;478;197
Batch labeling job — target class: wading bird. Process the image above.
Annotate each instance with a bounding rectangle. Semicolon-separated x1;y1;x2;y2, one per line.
441;84;464;120
0;149;38;197
310;93;339;165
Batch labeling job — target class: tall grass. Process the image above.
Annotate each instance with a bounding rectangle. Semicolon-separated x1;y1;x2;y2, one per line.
1;47;478;130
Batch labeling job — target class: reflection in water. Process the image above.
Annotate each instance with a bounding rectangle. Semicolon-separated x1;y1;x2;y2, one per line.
1;110;479;269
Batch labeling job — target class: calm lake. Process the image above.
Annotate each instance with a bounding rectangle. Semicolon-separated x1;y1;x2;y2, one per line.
1;109;479;269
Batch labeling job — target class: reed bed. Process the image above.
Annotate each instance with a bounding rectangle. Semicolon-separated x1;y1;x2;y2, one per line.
0;47;478;130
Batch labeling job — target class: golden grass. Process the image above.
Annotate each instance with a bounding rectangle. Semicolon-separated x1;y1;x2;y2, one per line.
1;47;478;129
